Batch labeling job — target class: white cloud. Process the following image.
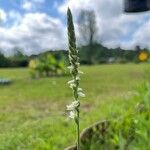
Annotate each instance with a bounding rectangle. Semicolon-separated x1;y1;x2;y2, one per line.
22;0;45;11
0;0;150;56
0;12;66;55
132;20;150;49
58;0;150;49
22;1;33;11
0;9;7;22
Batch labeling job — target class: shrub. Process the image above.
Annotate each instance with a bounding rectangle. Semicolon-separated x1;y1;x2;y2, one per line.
29;53;68;78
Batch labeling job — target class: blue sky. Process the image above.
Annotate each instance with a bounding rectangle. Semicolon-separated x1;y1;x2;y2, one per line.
0;0;65;22
0;0;149;55
0;0;62;14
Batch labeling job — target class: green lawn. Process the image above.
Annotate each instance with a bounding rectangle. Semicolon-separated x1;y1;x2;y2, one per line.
0;64;149;150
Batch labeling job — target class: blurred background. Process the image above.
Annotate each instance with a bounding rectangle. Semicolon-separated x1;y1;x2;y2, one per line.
0;0;149;66
0;0;150;150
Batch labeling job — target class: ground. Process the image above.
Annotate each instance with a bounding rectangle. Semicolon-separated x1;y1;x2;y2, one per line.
0;64;149;150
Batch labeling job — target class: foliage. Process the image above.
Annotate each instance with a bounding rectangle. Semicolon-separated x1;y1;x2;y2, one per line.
79;44;149;65
0;50;28;68
78;9;97;64
0;46;149;67
0;64;149;150
0;52;10;67
8;48;29;67
29;53;67;78
79;82;150;150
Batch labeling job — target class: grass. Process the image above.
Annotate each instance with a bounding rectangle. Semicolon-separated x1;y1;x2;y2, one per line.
0;63;149;150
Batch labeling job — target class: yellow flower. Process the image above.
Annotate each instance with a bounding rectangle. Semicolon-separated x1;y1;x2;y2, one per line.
29;59;37;69
138;51;149;62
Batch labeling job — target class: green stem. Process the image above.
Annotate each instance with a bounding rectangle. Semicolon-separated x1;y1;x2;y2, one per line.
67;7;81;150
76;109;80;150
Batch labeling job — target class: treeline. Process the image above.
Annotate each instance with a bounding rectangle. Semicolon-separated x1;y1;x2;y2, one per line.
0;50;68;68
0;44;149;68
0;51;28;68
79;44;149;64
0;9;149;68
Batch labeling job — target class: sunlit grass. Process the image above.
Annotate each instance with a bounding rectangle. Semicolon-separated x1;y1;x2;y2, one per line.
0;63;149;149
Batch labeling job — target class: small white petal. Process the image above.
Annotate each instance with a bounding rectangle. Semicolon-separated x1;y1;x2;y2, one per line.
67;66;73;70
78;88;83;92
78;92;85;97
78;70;84;74
68;80;75;84
75;63;80;66
69;111;76;119
76;76;80;81
66;101;80;110
69;83;76;89
72;55;77;59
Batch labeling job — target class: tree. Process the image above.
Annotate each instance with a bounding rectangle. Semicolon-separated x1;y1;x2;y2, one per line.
78;10;97;64
0;52;9;67
8;47;28;67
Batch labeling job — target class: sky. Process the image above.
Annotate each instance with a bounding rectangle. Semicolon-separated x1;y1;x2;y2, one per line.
0;0;150;55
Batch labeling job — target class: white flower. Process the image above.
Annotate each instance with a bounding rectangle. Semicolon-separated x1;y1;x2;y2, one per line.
78;88;83;92
69;83;76;89
78;92;85;97
72;55;77;59
78;70;84;74
76;76;80;81
75;62;80;66
69;111;76;119
67;66;74;71
67;101;79;119
68;80;75;84
66;101;80;111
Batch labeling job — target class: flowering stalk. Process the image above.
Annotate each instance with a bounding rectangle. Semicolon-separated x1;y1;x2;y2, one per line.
66;8;85;150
